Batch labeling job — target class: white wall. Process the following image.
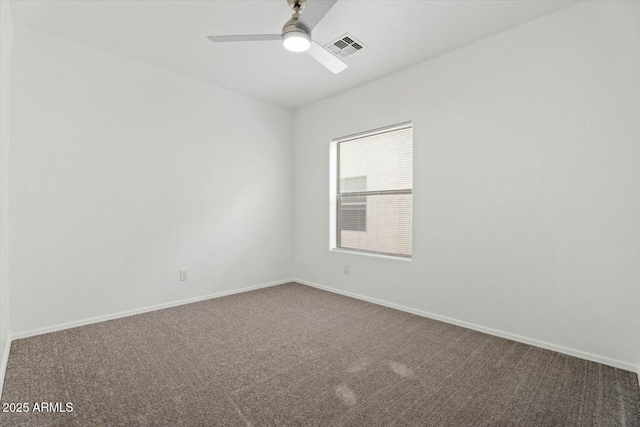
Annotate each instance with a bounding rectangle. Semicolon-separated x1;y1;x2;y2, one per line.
10;26;293;334
0;1;14;375
294;1;640;369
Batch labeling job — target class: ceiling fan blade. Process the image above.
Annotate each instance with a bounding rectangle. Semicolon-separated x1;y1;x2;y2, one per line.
308;40;347;74
297;0;337;32
207;34;282;43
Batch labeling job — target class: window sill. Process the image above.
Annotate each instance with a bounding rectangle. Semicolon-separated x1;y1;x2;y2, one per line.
330;248;412;261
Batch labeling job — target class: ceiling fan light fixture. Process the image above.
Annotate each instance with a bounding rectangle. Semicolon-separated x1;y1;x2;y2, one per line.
283;30;311;52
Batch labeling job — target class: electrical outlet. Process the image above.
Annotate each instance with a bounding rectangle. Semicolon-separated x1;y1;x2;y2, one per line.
180;269;188;281
343;264;350;275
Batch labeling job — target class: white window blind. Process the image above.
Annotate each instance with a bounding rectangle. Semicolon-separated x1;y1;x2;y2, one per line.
335;123;413;258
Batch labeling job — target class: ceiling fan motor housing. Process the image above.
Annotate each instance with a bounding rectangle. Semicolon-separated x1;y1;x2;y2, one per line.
283;19;309;37
283;0;309;35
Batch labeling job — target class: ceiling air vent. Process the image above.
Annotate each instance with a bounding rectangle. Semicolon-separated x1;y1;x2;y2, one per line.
326;34;365;58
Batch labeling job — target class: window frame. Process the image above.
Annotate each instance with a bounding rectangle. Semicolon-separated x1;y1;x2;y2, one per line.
331;121;413;259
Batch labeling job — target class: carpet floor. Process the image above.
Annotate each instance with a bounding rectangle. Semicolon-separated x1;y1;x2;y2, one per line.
1;282;639;426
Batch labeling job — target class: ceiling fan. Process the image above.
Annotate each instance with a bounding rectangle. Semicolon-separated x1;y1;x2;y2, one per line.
207;0;347;74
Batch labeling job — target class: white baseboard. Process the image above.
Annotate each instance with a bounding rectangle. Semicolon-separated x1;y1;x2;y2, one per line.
294;278;638;373
10;278;293;341
0;338;11;399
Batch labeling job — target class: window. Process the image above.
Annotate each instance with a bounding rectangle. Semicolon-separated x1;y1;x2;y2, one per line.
332;122;413;258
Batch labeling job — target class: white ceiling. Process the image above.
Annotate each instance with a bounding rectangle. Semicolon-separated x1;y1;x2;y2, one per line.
11;0;579;109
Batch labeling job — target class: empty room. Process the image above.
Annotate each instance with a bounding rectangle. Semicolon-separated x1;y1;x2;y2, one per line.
0;0;639;425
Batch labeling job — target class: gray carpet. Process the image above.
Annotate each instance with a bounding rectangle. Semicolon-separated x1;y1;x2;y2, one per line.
1;282;639;426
